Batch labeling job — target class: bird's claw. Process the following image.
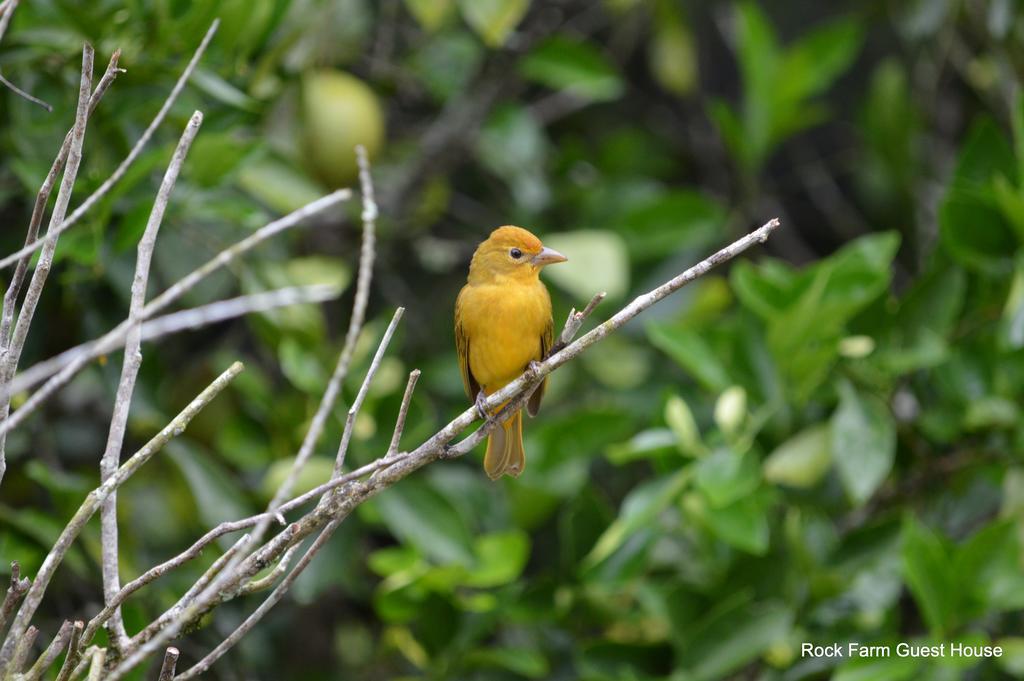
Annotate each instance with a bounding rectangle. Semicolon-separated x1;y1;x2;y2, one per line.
474;390;489;421
525;360;543;380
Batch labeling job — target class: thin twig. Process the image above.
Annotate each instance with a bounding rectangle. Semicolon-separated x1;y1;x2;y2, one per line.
387;370;420;457
0;0;17;47
4;624;36;679
333;307;404;475
157;647;179;681
0;44;92;487
556;291;606;349
21;620;71;681
82;533;249;649
216;145;374;545
238;544;299;595
0;21;220;273
52;621;82;681
0;49;122;384
115;317;405;678
140;286;342;341
0;72;52;111
173;509;353;680
96;454;401;620
0;191;351;434
84;648;104;681
0;364;244;662
0;563;30;642
66;646;95;681
159;145;379;654
0;284;339;438
109;534;253;655
99;110;204;654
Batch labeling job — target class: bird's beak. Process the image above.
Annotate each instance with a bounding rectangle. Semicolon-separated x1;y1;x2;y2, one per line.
531;246;567;266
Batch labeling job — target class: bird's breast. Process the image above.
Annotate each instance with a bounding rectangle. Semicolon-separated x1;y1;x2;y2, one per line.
459;281;551;392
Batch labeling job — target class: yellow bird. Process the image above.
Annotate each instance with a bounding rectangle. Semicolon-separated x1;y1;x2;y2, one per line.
454;226;567;479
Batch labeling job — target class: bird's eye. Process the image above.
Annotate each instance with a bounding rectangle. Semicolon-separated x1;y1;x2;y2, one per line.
510;248;523;260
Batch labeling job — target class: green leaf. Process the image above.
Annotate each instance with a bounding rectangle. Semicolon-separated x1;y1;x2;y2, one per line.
404;0;455;31
1001;256;1024;350
784;18;863;99
465;648;549;678
167;441;252;529
615;190;725;261
674;597;791;681
695;448;760;508
831;381;896;505
763;424;832;488
237;155;324;214
476;105;549;211
647;322;731;392
902;516;959;635
699;489;772;555
649;21;697;96
192;67;260;112
373;478;476;566
465;530;530;587
457;0;529;47
584;470;688;569
939;119;1020;271
542;230;629;301
187;133;256;187
520;36;624;101
834;655;921;681
954;520;1024;613
259;456;333;502
997;638;1024;678
278;337;326;393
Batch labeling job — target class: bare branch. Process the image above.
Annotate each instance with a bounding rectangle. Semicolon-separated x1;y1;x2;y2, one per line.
0;49;122;382
22;619;71;681
0;563;29;641
157;647;179;681
0;0;16;47
107;534;252;656
0;191;352;436
0;71;52;111
238;544;299;595
334;307;404;475
99;110;204;653
173;510;352;680
556;291;606;349
4;624;36;677
0;21;220;273
0;363;244;662
52;621;82;681
0;44;92;486
98;454;403;619
84;648;104;681
111;317;403;675
160;145;380;659
140;286;342;342
387;369;420;457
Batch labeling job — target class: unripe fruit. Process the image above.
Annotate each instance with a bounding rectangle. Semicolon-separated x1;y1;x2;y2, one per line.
301;70;385;187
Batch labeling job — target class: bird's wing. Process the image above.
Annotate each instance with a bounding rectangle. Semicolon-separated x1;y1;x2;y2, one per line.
454;288;480;401
527;316;553;417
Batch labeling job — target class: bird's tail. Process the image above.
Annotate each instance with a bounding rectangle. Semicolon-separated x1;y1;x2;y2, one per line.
484;408;524;480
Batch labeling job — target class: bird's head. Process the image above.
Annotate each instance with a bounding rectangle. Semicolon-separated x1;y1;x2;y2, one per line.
468;225;567;283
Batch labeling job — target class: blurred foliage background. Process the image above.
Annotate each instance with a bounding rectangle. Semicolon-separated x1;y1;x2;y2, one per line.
2;0;1024;679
